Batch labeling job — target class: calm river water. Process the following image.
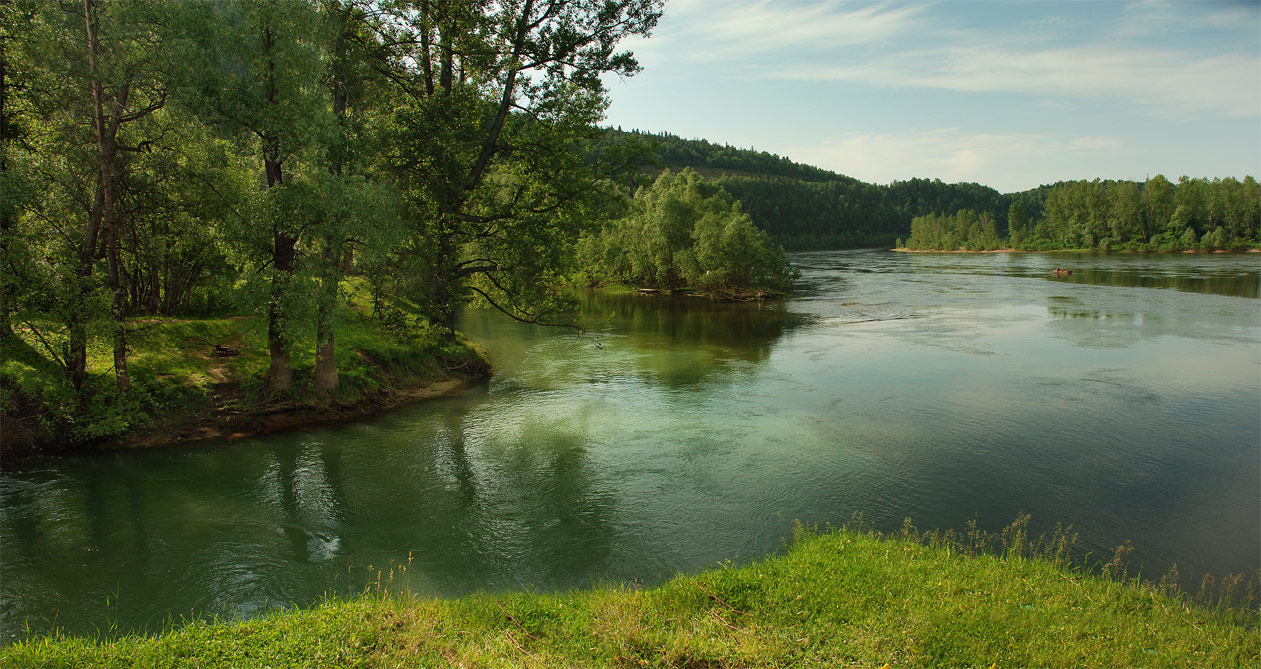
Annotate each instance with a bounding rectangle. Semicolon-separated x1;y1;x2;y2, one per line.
2;250;1258;641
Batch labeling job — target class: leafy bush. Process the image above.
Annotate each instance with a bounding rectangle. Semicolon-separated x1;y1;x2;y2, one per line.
578;169;797;293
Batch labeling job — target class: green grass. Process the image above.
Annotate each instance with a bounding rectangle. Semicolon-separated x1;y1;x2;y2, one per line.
4;525;1256;668
1;285;487;455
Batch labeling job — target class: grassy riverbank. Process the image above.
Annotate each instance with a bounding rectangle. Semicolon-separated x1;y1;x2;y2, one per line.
4;525;1256;668
0;298;489;462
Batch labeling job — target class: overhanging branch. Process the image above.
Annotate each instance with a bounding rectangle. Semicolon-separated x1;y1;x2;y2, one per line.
468;285;582;333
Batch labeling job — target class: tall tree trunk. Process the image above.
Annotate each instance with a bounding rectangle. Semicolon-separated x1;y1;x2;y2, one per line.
438;14;453;95
418;0;435;96
100;110;129;391
313;64;348;395
434;232;457;336
68;182;105;393
85;0;131;392
0;11;13;337
65;312;89;393
265;135;294;394
312;235;341;394
465;0;532;190
106;219;129;390
67;2;109;394
262;26;294;396
268;221;295;395
429;0;533;338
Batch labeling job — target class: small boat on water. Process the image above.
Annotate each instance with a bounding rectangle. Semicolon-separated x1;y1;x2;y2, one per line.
1052;268;1072;276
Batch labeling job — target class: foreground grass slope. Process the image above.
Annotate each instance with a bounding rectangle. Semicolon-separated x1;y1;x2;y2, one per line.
6;528;1256;668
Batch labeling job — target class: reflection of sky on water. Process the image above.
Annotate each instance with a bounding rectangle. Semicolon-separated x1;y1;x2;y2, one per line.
891;250;1261;298
2;249;1258;642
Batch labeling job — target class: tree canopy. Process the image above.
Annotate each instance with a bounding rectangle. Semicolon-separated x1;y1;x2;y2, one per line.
578;169;797;294
1;0;662;446
902;177;1260;252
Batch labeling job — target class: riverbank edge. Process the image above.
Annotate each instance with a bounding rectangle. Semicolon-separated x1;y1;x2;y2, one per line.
113;366;491;452
0;328;493;466
592;283;792;301
3;526;1255;667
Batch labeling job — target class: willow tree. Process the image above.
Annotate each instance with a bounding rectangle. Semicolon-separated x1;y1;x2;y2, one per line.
3;0;168;396
173;0;334;394
0;0;28;338
579;169;797;293
308;0;407;394
372;0;663;332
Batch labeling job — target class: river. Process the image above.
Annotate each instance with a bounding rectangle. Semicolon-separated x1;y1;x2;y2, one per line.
2;249;1258;641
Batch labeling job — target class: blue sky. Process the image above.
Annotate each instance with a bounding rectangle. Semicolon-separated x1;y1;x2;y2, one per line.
600;0;1261;193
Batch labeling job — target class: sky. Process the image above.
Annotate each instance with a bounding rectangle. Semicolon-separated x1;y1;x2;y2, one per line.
599;0;1261;193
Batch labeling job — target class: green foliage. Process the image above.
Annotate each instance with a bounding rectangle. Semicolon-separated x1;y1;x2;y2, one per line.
1;318;241;446
580;169;797;293
1008;200;1028;247
373;1;663;331
900;176;1260;252
601;130;1013;251
4;0;659;441
698;174;1010;251
905;210;1002;251
602;129;1261;255
1028;176;1259;252
612;128;846;182
0;289;483;457
4;524;1255;667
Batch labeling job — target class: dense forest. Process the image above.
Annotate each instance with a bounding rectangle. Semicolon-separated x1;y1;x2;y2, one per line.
903;177;1261;252
612;130;1259;253
606;129;1019;250
1;0;664;449
607;129;845;182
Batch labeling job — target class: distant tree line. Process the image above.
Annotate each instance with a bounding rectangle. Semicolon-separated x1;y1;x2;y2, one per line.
603;130;1019;250
717;176;1009;250
904;176;1260;252
608;129;1260;254
606;129;844;183
901;210;1003;252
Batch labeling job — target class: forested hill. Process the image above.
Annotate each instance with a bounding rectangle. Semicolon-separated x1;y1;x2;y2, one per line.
604;129;1014;250
604;128;854;183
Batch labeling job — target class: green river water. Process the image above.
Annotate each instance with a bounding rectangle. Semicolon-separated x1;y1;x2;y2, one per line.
2;249;1258;641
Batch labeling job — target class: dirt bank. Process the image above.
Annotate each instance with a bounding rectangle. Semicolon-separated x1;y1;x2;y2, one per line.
120;372;489;451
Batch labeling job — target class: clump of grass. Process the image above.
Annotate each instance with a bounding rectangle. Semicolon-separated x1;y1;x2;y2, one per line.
4;520;1256;668
868;514;1259;627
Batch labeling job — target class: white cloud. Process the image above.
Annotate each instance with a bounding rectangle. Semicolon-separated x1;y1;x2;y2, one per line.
783;130;1136;191
779;42;1259;118
644;0;928;62
651;0;1260;119
701;0;925;51
1119;0;1260;37
605;1;1261;188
